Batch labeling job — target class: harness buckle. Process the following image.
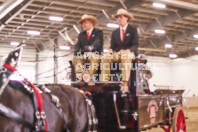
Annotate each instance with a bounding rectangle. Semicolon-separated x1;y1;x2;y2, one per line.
56;102;60;107
42;85;51;93
93;119;98;124
52;95;60;107
35;111;41;119
41;111;46;119
24;85;34;93
86;99;92;105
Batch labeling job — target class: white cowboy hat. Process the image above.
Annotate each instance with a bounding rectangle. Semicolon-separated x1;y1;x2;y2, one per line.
78;14;98;26
114;9;134;21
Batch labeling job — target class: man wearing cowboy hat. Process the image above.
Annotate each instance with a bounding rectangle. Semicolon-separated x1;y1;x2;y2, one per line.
74;14;103;85
101;9;139;91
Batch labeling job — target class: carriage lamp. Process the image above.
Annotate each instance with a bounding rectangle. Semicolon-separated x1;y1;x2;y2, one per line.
169;54;177;58
27;31;40;35
59;46;70;50
10;42;19;46
152;3;166;8
155;29;165;34
49;16;63;21
165;44;172;48
194;34;198;38
195;47;198;51
107;23;119;28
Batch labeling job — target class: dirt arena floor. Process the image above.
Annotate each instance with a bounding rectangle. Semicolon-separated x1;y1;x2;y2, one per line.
145;107;198;132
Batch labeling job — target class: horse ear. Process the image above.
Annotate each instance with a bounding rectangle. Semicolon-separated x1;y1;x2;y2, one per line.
4;44;25;68
0;44;25;95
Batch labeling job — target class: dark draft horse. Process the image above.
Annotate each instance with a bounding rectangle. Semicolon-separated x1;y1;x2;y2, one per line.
0;81;89;132
0;45;90;132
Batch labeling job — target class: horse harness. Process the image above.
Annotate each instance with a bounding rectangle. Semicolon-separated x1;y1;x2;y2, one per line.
0;45;98;132
0;63;67;132
77;89;98;132
0;64;98;132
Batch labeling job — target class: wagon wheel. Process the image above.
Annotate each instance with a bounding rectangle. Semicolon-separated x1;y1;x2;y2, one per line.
172;107;186;132
161;107;186;132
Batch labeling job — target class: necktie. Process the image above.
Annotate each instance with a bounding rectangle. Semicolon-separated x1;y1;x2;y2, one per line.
122;29;125;42
87;32;90;41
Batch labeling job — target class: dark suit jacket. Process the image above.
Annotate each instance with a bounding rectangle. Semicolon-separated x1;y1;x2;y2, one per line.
74;28;103;55
110;24;139;55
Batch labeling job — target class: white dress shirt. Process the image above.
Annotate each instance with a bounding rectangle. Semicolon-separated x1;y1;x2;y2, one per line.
87;28;94;36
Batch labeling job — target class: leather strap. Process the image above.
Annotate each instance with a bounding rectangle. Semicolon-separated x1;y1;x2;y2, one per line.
77;89;98;131
0;103;34;129
39;85;67;130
